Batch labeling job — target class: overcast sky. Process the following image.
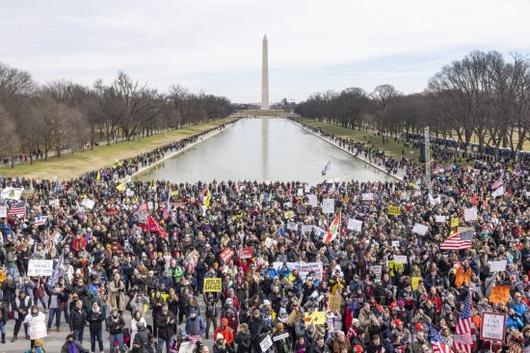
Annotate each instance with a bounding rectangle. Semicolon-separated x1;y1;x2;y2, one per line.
1;0;530;103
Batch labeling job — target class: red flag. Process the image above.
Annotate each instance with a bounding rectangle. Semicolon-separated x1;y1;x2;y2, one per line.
146;216;168;239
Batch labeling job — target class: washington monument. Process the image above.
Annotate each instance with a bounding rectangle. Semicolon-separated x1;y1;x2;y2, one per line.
261;34;269;110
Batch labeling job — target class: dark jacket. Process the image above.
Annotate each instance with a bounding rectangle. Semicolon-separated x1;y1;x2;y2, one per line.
132;327;150;353
155;311;176;339
235;331;252;353
70;308;87;330
86;309;105;331
106;315;126;335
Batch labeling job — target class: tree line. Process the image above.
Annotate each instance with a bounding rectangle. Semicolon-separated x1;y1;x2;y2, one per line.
0;63;234;167
294;50;530;153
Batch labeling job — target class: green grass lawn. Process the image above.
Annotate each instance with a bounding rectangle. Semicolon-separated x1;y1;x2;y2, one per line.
296;118;419;160
0;118;235;180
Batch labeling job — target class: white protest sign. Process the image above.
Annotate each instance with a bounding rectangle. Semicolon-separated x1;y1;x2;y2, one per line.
272;262;324;280
370;265;382;279
273;332;289;342
264;238;277;249
125;189;135;197
480;312;506;341
287;223;298;231
488;260;507;273
29;322;47;340
49;199;60;208
362;193;374;201
304;184;311;193
0;187;23;200
412;223;428;236
435;215;447;223
464;207;478;222
307;194;318;207
301;225;313;234
0;206;6;218
392;241;400;248
347;218;363;232
322;199;334;214
393;255;408;264
27;259;54;276
260;335;273;352
81;198;95;210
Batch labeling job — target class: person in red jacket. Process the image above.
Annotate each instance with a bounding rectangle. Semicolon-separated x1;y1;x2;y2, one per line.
214;318;234;347
71;233;87;254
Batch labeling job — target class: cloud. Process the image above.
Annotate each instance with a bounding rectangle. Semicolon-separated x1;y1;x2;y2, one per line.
1;0;530;102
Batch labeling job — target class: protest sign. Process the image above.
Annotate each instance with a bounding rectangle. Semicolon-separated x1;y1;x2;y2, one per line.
393;255;407;264
28;259;54;276
362;193;374;201
303;311;326;325
29;323;47;340
391;241;400;248
264;238;277;248
301;225;313;234
387;261;404;275
203;278;222;293
307;194;318;207
0;206;6;218
435;215;447;223
488;260;507;273
464;207;478;222
370;265;382;279
259;335;273;352
480;312;506;341
450;217;460;228
304;184;310;193
322;199;334;214
238;247;254;259
412;223;428;236
489;285;510;304
347;218;362;232
284;210;295;219
81;198;95;210
273;332;290;342
219;248;234;263
327;294;342;312
287;222;298;231
49;199;60;208
272;262;323;280
388;205;401;216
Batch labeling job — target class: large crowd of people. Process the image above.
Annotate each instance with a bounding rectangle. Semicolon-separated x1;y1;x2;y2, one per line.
0;118;529;353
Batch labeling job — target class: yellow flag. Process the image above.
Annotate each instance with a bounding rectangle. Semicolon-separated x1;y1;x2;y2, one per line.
96;171;101;182
116;182;126;192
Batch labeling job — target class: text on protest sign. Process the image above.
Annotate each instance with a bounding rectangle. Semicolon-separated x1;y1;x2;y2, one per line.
321;199;335;214
203;278;222;293
347;218;362;232
307;194;318;207
272;262;323;281
488;260;507;273
303;311;326;325
412;223;428;236
259;335;273;352
327;294;342;312
219;248;234;263
362;193;374;201
387;205;401;216
480;312;506;342
28;259;54;277
238;247;254;259
464;207;478;222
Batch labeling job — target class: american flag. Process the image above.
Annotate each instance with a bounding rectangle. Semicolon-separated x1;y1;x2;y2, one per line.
440;231;473;250
430;325;453;353
34;215;48;226
7;202;26;217
453;293;473;353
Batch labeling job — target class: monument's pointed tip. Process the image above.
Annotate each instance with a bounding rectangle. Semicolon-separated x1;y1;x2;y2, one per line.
263;34;267;40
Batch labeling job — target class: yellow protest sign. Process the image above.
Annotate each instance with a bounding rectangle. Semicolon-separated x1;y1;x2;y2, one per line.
303;311;326;325
284;210;295;219
116;182;126;192
387;260;404;277
388;205;401;216
327;294;342;312
203;278;222;293
411;277;422;290
450;217;459;228
489;285;510;304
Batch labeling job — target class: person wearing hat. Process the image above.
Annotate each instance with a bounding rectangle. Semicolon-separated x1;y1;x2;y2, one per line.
23;305;46;351
213;332;232;353
61;334;89;353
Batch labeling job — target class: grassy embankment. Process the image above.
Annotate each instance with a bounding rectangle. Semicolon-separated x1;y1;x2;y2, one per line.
0;118;235;180
295;117;420;161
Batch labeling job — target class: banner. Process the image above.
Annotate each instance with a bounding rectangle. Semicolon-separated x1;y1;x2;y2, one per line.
327;294;342;311
272;262;323;280
388;205;401;216
464;207;478;222
303;311;326;325
0;187;23;200
489;285;510;304
480;312;506;341
347;218;362;232
238;247;254;259
28;259;54;276
322;199;334;214
412;223;428;236
203;278;222;293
